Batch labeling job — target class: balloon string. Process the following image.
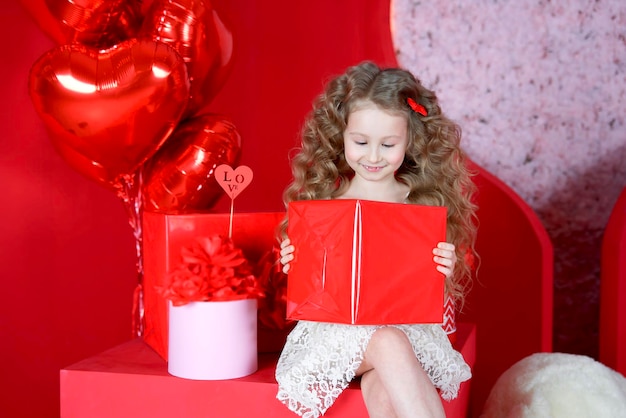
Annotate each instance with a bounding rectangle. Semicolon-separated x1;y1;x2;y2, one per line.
228;198;234;239
131;283;143;336
116;169;145;338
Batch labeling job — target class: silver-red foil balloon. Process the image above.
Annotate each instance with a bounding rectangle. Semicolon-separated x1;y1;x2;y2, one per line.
140;0;235;116
19;0;142;49
28;38;190;187
142;114;242;212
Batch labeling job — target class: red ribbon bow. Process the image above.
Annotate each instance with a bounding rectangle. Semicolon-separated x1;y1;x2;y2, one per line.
407;98;427;117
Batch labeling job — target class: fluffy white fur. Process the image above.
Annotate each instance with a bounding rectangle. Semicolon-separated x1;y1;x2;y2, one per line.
481;353;626;418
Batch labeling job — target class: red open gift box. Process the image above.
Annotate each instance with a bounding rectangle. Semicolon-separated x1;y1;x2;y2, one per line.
286;199;447;325
142;211;287;360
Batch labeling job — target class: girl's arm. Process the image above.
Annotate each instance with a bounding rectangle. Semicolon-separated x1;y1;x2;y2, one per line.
433;242;457;278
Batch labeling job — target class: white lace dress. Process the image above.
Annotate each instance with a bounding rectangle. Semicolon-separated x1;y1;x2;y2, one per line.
275;320;471;417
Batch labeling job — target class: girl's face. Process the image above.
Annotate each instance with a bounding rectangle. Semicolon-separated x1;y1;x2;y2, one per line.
343;102;409;184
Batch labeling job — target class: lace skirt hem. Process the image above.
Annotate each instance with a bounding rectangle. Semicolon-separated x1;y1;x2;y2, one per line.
275;321;471;417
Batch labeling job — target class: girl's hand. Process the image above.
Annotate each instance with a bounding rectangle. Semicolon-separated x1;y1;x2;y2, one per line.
279;238;295;274
433;242;456;279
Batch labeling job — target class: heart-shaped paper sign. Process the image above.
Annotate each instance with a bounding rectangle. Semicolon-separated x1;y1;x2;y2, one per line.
215;165;253;200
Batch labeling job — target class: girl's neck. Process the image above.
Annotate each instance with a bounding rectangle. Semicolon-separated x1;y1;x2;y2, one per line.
338;177;410;203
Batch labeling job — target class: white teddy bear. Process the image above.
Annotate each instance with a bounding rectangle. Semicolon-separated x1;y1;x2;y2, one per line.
481;352;626;418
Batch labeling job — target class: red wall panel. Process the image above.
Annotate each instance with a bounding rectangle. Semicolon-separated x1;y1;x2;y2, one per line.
1;2;137;416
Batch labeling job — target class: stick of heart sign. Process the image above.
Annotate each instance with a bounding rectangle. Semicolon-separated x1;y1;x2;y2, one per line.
215;165;254;238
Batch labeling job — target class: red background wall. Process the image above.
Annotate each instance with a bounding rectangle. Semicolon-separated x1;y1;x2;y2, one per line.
1;3;137;416
0;1;396;416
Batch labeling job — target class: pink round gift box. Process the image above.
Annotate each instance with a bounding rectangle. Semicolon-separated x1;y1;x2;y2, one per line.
167;298;258;380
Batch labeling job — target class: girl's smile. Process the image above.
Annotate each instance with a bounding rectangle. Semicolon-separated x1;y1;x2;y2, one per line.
362;164;385;172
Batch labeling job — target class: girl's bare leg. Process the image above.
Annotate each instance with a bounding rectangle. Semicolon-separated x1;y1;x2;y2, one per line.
356;327;445;418
360;369;397;418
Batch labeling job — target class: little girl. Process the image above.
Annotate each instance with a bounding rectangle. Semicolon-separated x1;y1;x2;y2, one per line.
275;61;478;418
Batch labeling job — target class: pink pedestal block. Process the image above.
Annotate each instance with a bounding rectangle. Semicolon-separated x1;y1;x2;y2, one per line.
60;323;476;417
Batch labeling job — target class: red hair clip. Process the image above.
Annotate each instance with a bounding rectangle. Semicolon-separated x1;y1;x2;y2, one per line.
407;98;427;117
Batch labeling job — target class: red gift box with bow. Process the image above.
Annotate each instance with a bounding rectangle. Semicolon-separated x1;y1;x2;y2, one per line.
142;211;289;360
286;199;447;325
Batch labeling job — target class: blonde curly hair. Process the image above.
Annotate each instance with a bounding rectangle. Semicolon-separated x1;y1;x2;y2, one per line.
280;61;478;304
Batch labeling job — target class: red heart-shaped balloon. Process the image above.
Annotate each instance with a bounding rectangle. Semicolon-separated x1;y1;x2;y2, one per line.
52;139;119;192
19;0;142;48
28;39;190;186
140;0;235;116
142;113;242;212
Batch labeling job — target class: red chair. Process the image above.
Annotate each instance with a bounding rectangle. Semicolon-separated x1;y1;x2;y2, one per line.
459;161;553;416
600;186;626;376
